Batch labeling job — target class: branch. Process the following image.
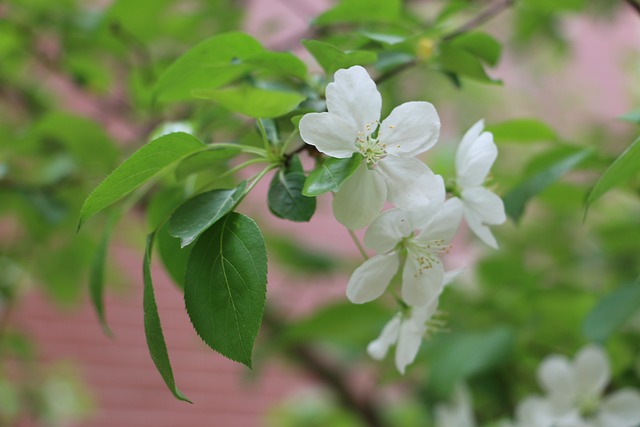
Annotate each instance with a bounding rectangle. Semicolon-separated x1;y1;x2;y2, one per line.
263;310;389;427
625;0;640;15
443;0;515;41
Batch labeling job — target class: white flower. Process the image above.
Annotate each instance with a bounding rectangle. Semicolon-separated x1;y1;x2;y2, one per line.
509;345;640;427
299;65;442;230
454;120;506;249
536;345;640;427
366;270;461;374
434;383;477;427
346;180;462;306
367;298;439;374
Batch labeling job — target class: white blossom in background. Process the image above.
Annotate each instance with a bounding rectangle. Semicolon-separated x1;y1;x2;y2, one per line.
505;345;640;427
346;180;462;306
299;65;442;230
366;270;461;374
434;383;476;427
453;120;506;249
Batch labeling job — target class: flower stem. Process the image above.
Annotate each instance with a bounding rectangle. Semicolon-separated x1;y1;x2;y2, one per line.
348;229;369;260
206;142;267;157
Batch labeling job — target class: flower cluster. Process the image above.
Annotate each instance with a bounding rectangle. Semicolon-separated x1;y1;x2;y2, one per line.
502;345;640;427
299;66;506;373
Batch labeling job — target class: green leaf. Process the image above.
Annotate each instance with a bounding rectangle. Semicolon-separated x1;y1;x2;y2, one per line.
78;133;205;229
583;280;640;343
268;170;316;222
89;215;117;337
486;118;558;144
302;40;377;76
586;136;640;208
303;155;362;196
184;213;267;367
438;44;500;84
193;85;305;118
314;0;402;25
154;32;264;103
143;233;191;403
157;225;191;290
174;147;241;180
449;31;502;66
426;327;513;397
619;109;640;124
504;149;590;221
167;181;247;247
244;51;308;80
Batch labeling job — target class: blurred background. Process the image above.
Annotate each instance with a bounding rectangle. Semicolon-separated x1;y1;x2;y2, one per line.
1;0;639;426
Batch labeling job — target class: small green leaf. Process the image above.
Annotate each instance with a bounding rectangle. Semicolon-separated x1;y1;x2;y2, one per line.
143;233;191;403
486;119;558;144
438;44;501;84
618;109;640;124
586;136;640;208
583;279;640;343
449;31;502;66
154;32;264;102
167;181;247;247
184;213;267;367
89;215;117;337
314;0;402;25
302;40;377;76
244;51;308;80
504;149;590;221
268;170;316;222
303;155;362;196
79;133;205;229
193;85;305;118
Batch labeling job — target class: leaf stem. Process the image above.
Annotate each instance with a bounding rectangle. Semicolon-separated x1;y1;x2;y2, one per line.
279;129;300;157
206;142;267;157
256;118;271;153
348;229;369;260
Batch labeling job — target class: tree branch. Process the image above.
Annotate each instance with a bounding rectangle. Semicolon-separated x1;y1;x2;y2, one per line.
625;0;640;15
263;310;389;427
443;0;515;41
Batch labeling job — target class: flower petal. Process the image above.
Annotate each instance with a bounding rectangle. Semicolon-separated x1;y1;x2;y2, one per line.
378;156;442;210
598;389;640;427
367;313;401;360
461;187;506;225
410;297;439;325
456;128;497;189
299;112;358;158
574;344;610;399
516;396;556;427
401;255;444;306
347;252;399;303
455;120;484;173
333;163;387;230
363;208;413;253
380;101;440;157
416;197;463;244
537;355;577;401
326;66;381;131
463;203;499;249
395;315;425;374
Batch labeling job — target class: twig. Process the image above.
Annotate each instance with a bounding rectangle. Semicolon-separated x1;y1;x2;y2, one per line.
625;0;640;15
263;311;388;427
443;0;515;41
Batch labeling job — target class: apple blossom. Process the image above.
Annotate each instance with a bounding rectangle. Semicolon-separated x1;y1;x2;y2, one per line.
299;65;442;230
453;120;506;249
346;179;462;306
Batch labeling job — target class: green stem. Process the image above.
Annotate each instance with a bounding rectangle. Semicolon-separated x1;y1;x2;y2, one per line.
206;142;267;157
348;229;369;260
280;129;300;157
256;119;271;153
